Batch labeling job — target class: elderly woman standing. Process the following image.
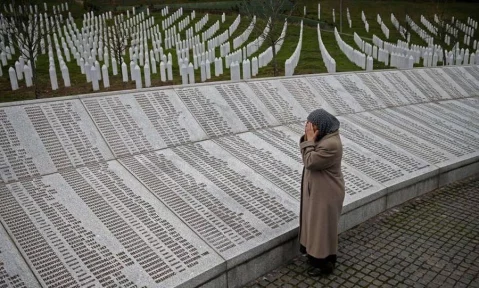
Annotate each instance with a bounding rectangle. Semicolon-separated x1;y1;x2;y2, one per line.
299;108;345;277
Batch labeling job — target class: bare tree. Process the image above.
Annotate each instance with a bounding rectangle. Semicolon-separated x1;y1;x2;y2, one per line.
0;0;65;98
241;0;296;76
432;0;457;63
107;19;128;65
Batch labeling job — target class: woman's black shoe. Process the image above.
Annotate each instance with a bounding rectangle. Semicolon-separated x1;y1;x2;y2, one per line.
322;262;335;275
307;262;335;277
307;267;322;277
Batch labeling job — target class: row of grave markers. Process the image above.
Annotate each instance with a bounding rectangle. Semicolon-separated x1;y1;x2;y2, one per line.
2;2;479;92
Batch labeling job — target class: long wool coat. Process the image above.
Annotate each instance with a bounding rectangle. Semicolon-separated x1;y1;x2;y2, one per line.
299;131;345;259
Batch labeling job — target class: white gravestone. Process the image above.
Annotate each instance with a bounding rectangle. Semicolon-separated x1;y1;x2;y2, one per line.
144;63;151;88
9;67;19;90
112;58;118;76
15;61;23;80
102;64;109;88
200;61;206;82
151;58;157;74
49;66;58;90
61;65;71;87
91;66;99;91
205;59;211;79
130;61;136;80
188;63;195;84
85;62;91;82
95;61;101;80
80;58;85;74
135;65;142;89
167;60;173;81
160;61;166;82
121;62;128;82
181;64;188;85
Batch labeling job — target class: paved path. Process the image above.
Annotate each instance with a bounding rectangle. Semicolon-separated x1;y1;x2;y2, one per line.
244;175;479;288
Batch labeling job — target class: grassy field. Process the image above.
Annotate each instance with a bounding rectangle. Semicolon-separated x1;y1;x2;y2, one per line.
0;0;478;102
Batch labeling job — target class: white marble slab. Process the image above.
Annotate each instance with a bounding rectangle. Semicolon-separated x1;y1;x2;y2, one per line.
340;163;386;211
332;73;387;111
244;79;307;124
440;66;479;97
305;75;365;115
367;108;479;170
345;112;457;165
0;222;41;288
174;82;279;138
215;130;303;199
437;98;479;124
387;106;479;153
81;90;207;157
421;68;469;99
277;77;335;116
420;102;479;135
119;144;299;269
355;71;410;107
0;100;113;183
401;69;451;101
338;116;435;188
380;70;429;104
0;161;223;288
462;66;479;91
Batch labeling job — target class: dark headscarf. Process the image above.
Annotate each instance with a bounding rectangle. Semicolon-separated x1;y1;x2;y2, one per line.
306;109;340;141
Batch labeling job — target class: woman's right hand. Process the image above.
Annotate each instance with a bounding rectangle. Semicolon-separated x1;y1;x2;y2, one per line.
305;122;319;141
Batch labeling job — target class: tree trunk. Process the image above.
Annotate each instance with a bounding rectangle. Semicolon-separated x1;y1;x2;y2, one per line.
32;63;40;99
28;46;41;99
272;42;277;76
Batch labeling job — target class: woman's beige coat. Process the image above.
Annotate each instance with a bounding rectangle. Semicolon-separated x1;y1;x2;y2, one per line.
299;131;345;259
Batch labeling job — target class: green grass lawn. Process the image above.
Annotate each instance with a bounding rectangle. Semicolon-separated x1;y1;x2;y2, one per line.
0;0;478;102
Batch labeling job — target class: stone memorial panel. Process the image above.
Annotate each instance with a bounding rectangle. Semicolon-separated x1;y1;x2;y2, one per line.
134;91;207;146
396;104;479;140
422;68;468;99
333;74;386;111
285;122;307;136
458;97;479;111
340;163;383;201
82;91;207;157
306;75;364;115
0;101;113;183
82;96;156;156
341;131;423;186
0;223;41;288
246;80;306;124
250;126;304;165
345;112;455;165
0;161;221;287
339;117;433;184
441;67;479;97
279;78;334;115
371;108;477;158
435;100;479;122
463;65;479;83
175;83;278;137
120;144;298;266
419;102;479;135
215;130;302;199
356;72;410;107
381;71;428;104
401;70;449;101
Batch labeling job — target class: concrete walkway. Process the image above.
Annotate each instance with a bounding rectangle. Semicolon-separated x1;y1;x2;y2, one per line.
244;175;479;288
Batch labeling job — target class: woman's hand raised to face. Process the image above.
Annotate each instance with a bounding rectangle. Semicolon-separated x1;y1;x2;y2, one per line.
305;122;319;141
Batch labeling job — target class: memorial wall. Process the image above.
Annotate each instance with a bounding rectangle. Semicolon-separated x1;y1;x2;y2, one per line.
1;66;478;287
